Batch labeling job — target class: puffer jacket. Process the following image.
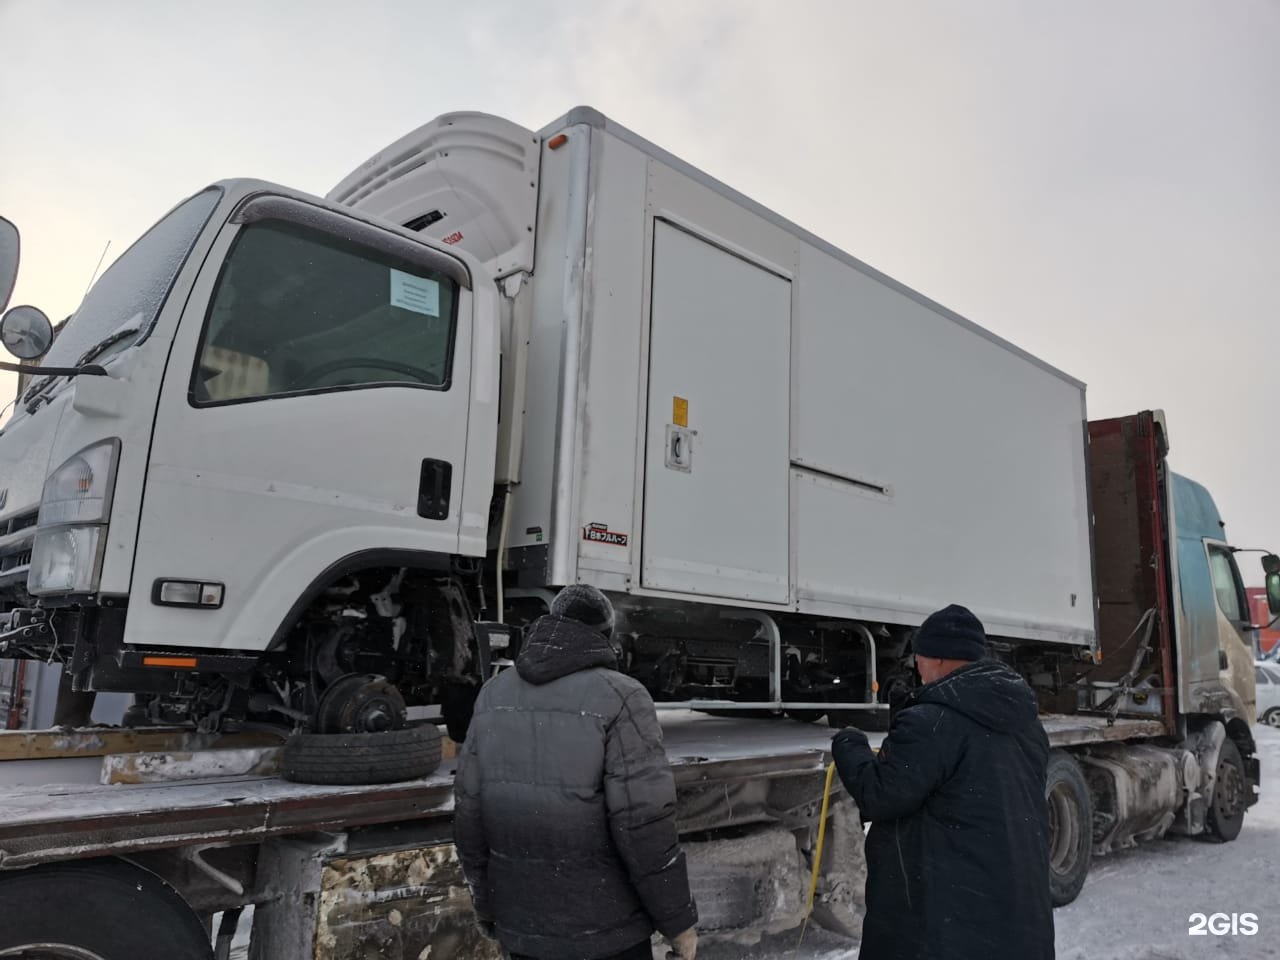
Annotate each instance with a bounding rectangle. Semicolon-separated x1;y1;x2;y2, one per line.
833;659;1053;960
454;615;697;960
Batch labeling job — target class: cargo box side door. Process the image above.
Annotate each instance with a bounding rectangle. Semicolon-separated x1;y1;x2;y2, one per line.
640;220;791;604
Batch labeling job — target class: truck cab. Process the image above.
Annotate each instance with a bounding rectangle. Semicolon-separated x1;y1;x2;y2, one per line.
1171;473;1259;728
0;182;503;737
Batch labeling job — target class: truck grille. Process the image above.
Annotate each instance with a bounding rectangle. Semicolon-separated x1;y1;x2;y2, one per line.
3;510;37;537
0;550;31;575
0;508;38;580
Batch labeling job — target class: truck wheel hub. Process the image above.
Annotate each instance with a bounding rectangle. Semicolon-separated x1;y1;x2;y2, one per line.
1215;756;1245;819
315;674;407;734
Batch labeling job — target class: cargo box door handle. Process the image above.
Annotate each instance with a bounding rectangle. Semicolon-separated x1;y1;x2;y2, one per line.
418;459;453;520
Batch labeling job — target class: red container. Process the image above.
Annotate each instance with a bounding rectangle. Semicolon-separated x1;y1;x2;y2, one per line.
1247;588;1280;655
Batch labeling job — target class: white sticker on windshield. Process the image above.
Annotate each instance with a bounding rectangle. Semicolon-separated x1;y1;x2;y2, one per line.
389;269;440;317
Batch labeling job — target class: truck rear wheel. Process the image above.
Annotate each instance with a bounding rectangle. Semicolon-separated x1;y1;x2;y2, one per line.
785;709;825;723
1045;750;1092;907
828;709;889;731
281;722;444;785
1205;737;1246;842
0;858;213;960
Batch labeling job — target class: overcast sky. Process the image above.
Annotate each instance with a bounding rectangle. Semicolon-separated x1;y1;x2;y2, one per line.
1;0;1276;582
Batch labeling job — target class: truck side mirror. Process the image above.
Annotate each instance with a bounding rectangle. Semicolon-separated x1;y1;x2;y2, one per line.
1265;554;1280;616
0;217;18;313
0;304;54;361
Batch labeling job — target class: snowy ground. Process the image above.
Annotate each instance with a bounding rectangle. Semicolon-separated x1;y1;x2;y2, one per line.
698;724;1280;960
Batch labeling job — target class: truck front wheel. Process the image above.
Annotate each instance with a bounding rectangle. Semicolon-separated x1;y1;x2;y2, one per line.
1205;738;1246;842
0;858;213;960
1045;750;1092;907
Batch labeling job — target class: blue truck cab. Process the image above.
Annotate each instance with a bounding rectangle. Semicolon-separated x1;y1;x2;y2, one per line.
1171;473;1258;730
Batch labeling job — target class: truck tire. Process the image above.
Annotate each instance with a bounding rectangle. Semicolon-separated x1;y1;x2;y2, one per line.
1045;750;1092;907
1205;737;1246;842
1262;707;1280;729
0;858;213;959
785;709;825;723
281;722;443;785
828;709;889;732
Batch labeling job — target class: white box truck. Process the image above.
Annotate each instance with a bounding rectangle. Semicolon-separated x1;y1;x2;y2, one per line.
0;108;1273;929
0;108;1096;732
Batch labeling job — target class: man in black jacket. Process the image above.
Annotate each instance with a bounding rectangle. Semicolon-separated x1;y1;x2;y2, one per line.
832;604;1054;960
455;585;698;960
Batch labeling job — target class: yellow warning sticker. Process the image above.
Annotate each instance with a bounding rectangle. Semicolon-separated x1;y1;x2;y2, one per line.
673;396;689;428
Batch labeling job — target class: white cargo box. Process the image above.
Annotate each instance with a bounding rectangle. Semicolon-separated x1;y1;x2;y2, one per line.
337;108;1096;648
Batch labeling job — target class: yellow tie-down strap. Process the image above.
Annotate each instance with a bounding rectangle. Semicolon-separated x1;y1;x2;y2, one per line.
801;744;881;945
799;761;838;945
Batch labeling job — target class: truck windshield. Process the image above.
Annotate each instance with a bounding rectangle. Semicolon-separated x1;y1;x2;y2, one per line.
33;188;222;383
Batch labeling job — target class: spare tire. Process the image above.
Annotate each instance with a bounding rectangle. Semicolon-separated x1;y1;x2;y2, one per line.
281;722;444;785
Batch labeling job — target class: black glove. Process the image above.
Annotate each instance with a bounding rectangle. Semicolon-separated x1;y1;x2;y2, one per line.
832;727;870;754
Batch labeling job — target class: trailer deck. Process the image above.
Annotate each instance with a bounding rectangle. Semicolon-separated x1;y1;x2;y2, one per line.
0;713;839;869
0;711;1166;870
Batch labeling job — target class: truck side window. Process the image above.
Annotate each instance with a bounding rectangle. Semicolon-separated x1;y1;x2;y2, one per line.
1257;667;1272;685
192;219;458;405
1206;547;1247;623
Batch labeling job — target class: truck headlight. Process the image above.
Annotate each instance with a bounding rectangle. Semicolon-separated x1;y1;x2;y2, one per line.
29;526;106;595
28;439;120;596
37;439;121;526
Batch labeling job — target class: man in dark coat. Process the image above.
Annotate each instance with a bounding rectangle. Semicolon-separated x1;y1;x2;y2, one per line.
832;604;1054;960
455;585;699;960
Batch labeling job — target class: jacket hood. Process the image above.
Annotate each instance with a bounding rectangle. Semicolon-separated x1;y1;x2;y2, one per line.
909;659;1039;733
515;615;619;685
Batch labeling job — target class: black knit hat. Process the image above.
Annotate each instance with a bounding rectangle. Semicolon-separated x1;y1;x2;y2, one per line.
551;584;616;637
911;604;987;662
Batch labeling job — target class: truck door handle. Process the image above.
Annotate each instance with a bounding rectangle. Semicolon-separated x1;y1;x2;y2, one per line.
418;459;453;521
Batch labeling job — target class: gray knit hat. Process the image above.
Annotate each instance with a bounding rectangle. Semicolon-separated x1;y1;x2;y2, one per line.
551;584;616;638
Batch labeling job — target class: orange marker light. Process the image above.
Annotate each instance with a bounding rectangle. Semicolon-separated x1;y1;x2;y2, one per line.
143;656;198;669
547;133;568;150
